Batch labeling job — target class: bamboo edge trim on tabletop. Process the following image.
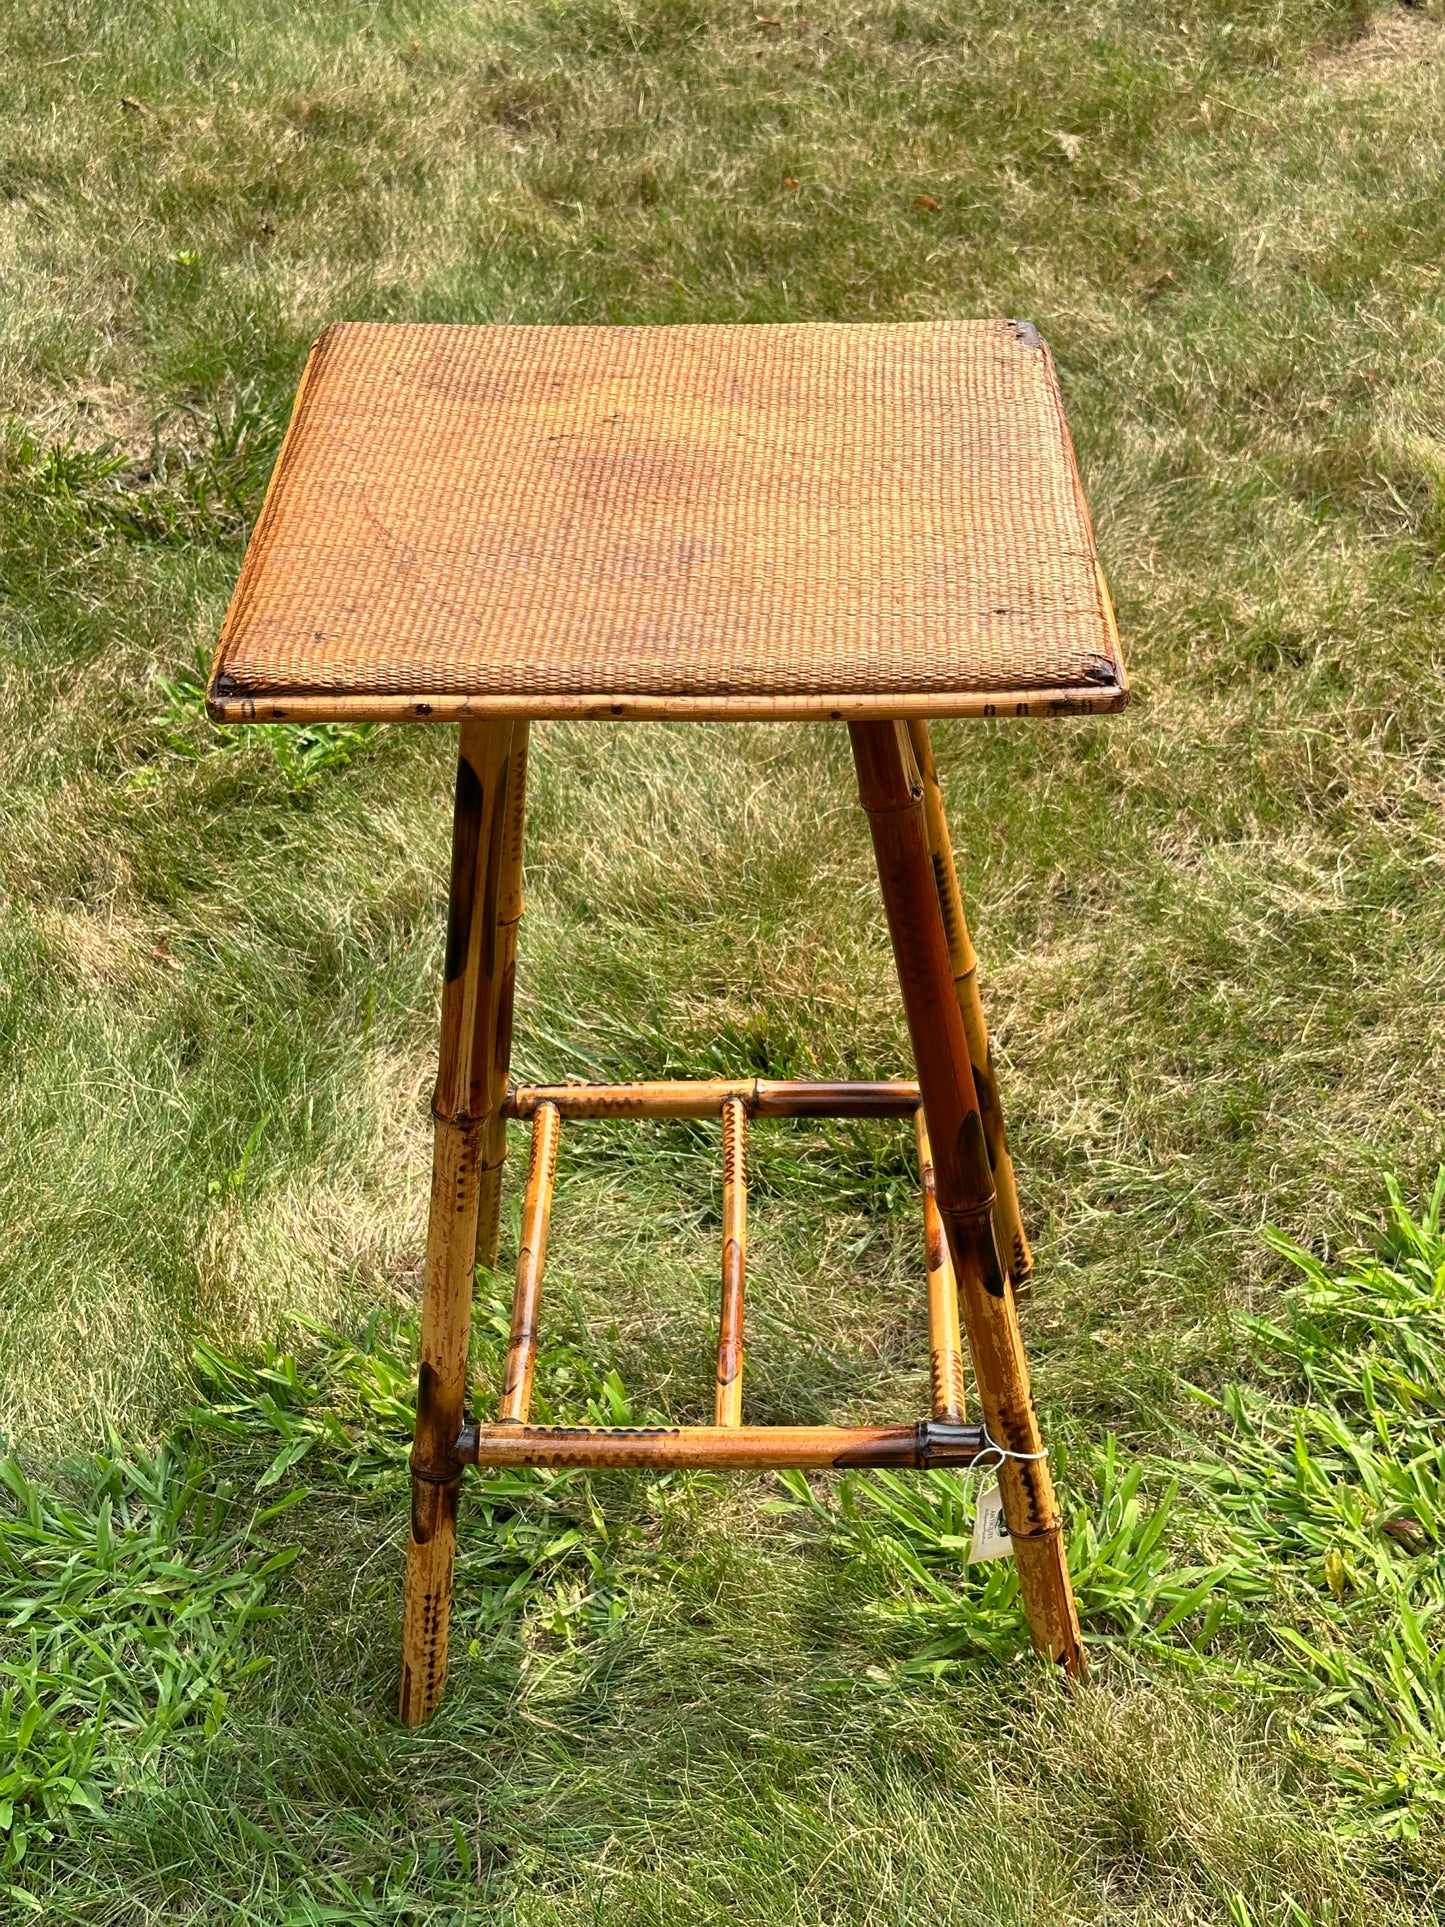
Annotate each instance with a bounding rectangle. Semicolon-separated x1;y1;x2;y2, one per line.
849;718;1084;1678
208;684;1128;726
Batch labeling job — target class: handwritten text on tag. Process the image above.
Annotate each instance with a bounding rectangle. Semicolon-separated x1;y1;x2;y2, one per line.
968;1482;1014;1563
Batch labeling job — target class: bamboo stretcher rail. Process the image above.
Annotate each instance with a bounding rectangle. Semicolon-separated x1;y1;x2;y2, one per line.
459;1420;989;1470
499;1102;560;1425
916;1110;967;1424
715;1098;748;1425
504;1079;920;1120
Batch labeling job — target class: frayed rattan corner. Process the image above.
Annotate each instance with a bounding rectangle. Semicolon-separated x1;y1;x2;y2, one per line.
209;319;1126;1726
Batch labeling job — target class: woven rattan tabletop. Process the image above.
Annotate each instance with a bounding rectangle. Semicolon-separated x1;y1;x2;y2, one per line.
207;321;1125;724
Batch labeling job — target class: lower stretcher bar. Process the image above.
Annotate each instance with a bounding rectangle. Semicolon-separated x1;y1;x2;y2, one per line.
456;1419;988;1470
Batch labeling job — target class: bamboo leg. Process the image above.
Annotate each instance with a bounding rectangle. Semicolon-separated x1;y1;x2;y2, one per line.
850;722;1083;1677
714;1097;748;1426
916;1109;967;1424
400;719;520;1728
906;720;1033;1291
500;1102;560;1424
475;722;530;1276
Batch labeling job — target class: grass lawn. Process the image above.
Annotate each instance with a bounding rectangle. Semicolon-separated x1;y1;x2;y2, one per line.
2;0;1445;1917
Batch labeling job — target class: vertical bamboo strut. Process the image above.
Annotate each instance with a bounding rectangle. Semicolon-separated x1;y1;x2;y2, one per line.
500;1101;560;1425
916;1109;967;1424
906;720;1033;1291
476;723;530;1275
849;720;1084;1678
715;1097;748;1426
400;718;524;1729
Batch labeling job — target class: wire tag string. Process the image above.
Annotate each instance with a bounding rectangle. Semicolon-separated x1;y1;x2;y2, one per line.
962;1429;1048;1561
977;1425;1048;1467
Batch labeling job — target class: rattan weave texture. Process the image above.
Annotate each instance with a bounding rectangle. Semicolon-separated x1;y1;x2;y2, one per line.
209;321;1125;723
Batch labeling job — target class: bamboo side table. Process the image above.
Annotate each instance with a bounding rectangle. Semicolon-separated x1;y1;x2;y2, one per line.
208;320;1127;1726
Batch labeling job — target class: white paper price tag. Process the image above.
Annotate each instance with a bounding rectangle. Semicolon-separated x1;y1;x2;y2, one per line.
968;1482;1013;1563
